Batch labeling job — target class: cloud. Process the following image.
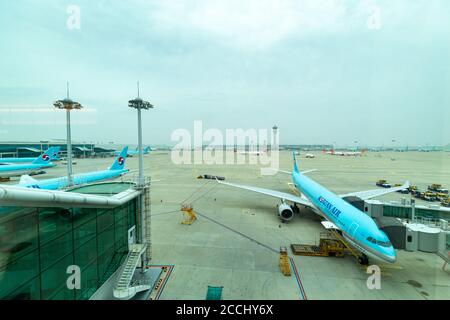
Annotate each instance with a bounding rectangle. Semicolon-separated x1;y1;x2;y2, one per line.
148;0;352;49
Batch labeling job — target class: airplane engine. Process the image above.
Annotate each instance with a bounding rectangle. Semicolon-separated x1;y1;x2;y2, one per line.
277;203;294;221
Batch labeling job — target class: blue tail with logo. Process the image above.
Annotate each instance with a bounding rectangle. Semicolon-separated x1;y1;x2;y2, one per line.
110;146;128;171
32;147;61;165
293;151;299;173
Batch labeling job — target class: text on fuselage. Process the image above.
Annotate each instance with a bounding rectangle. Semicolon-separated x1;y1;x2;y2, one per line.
318;196;341;218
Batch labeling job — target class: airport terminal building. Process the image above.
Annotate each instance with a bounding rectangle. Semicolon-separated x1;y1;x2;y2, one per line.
0;182;154;300
0;141;115;159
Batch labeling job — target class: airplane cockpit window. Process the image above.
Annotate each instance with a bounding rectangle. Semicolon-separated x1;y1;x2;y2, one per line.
376;240;392;248
367;237;391;247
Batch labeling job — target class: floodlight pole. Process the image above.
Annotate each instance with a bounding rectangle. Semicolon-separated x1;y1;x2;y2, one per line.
66;107;73;186
137;84;144;187
53;82;83;188
128;82;154;270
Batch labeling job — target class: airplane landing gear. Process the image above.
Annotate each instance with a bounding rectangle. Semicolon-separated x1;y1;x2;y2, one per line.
358;254;369;266
291;204;300;214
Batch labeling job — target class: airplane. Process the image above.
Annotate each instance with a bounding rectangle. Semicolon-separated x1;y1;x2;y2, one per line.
234;147;266;156
0;147;60;178
216;152;409;264
0;148;61;164
323;148;364;156
16;147;130;190
115;146;151;157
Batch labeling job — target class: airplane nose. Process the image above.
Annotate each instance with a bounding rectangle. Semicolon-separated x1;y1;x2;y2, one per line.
384;248;397;263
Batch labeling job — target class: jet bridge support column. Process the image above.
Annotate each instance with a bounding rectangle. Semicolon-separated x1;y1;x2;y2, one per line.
136;180;151;272
144;183;152;261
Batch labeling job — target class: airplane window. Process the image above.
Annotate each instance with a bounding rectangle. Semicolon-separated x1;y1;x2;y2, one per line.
377;240;392;247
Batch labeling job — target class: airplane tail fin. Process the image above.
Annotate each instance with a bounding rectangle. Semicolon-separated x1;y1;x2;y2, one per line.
19;175;38;185
110;146;128;171
293;151;299;173
145;146;151;153
32;147;60;165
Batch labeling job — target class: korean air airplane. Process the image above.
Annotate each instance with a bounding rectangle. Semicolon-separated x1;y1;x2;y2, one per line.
0;148;61;164
0;147;60;178
217;152;409;264
115;146;151;157
16;147;129;190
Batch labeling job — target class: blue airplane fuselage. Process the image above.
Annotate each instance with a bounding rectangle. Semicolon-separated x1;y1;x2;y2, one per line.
292;170;397;263
17;146;130;190
0;157;60;164
0;163;56;177
20;169;129;190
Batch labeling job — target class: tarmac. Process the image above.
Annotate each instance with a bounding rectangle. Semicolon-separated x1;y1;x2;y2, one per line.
3;150;450;299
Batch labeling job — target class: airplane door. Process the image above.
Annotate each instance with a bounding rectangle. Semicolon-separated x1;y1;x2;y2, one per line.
348;222;359;238
128;226;136;249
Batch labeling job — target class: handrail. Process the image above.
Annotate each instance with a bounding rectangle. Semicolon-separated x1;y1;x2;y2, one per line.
0;184;141;209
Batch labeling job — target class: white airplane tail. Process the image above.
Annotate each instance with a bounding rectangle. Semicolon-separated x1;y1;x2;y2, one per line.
19;175;38;185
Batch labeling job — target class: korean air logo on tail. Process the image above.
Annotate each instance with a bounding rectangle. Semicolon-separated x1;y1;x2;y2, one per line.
42;154;50;161
118;156;124;165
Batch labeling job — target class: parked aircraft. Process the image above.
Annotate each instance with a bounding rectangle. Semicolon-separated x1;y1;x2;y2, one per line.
0;148;60;164
323;148;364;156
216;152;409;264
17;147;130;190
115;146;151;157
0;147;60;178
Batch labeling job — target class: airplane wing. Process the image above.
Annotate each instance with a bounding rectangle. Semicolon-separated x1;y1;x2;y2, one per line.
339;181;410;200
216;179;312;207
277;169;317;175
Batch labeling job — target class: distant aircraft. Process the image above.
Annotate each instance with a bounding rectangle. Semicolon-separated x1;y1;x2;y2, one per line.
216;152;409;264
115;146;151;157
0;148;61;164
323;148;364;156
17;147;130;190
0;147;60;178
234;147;266;156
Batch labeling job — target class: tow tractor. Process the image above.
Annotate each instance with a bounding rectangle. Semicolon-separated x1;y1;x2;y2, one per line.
376;180;391;188
428;184;448;194
421;191;437;202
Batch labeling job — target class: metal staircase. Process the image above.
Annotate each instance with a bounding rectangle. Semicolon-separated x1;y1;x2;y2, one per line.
113;243;151;300
328;228;366;264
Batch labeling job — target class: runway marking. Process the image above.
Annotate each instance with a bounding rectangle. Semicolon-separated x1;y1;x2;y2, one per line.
289;257;308;300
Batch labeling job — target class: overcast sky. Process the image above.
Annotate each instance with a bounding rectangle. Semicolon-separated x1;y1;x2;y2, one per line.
0;0;449;147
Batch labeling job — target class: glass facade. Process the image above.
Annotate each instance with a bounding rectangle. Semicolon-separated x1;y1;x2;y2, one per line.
383;205;449;220
0;200;138;300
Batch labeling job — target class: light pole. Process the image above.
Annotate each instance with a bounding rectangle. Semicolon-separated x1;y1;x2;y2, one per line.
128;82;153;186
128;82;153;270
53;82;83;187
